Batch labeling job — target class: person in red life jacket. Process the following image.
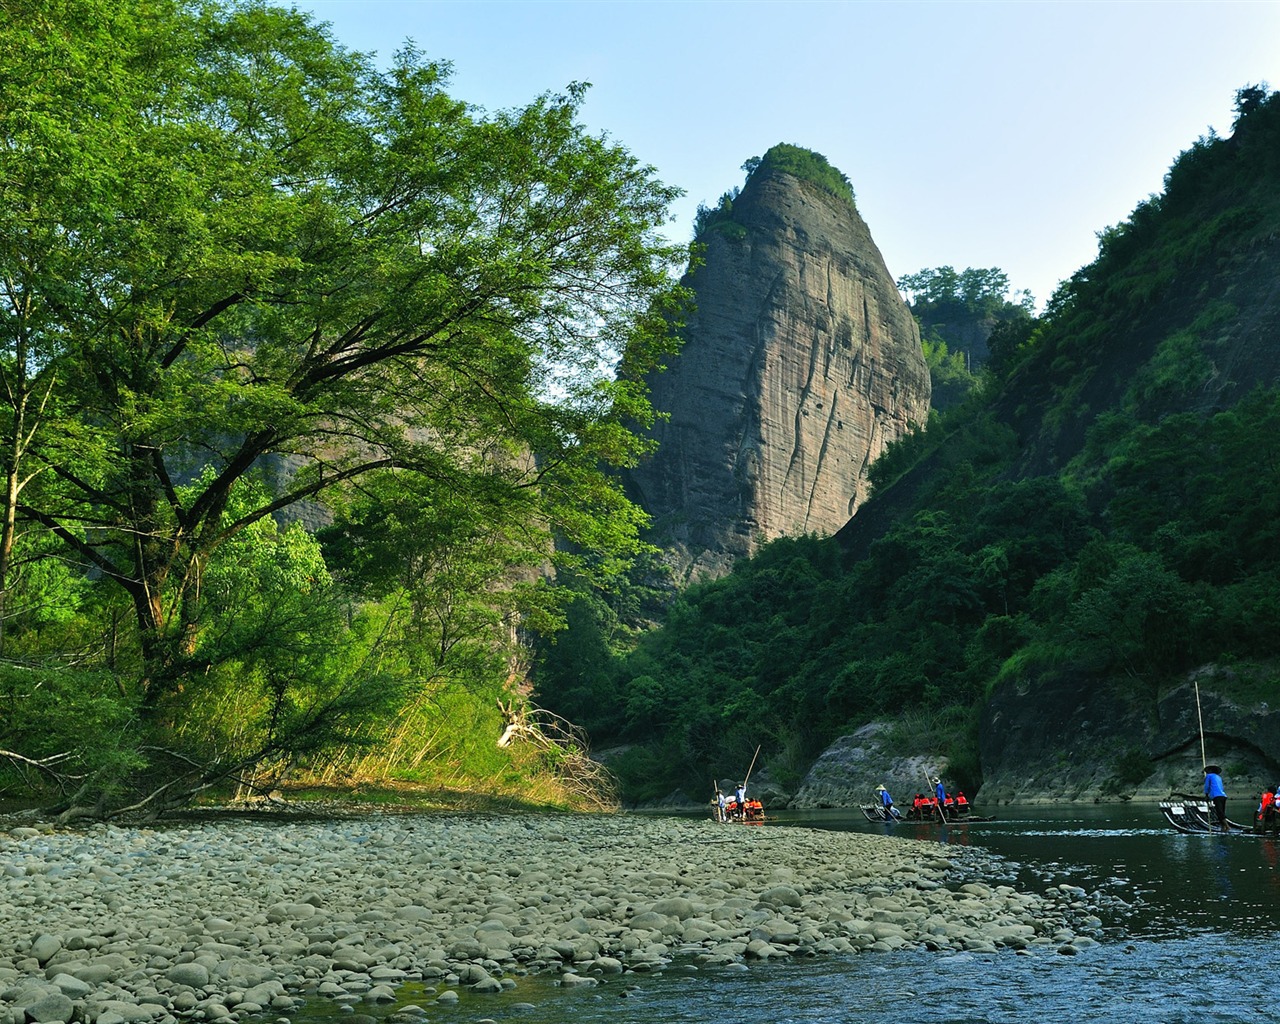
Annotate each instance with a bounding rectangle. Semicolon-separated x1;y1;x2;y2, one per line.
1256;788;1273;830
956;791;969;810
1261;786;1280;833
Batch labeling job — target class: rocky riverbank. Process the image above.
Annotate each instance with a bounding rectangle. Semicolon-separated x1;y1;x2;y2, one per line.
1;811;1113;1023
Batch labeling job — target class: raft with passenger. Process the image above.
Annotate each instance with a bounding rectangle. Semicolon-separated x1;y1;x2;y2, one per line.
1159;794;1273;836
714;795;766;824
904;799;994;823
711;746;767;824
860;794;993;824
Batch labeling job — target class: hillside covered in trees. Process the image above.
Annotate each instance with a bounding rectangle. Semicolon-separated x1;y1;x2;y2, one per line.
534;85;1280;804
7;2;1277;818
899;266;1035;410
0;0;689;817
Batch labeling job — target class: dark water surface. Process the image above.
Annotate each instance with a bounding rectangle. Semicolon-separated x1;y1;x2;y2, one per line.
298;804;1280;1024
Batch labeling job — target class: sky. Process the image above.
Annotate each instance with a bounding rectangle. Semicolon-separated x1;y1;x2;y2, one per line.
292;0;1280;311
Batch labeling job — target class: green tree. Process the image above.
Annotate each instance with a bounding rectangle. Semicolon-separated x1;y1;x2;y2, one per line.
921;333;979;409
1;0;687;711
898;265;1035;378
1066;549;1200;689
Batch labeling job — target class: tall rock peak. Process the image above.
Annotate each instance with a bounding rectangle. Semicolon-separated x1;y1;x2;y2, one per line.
629;154;931;581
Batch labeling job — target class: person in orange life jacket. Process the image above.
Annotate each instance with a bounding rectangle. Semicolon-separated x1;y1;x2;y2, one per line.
1264;785;1280;833
1255;788;1273;830
956;791;969;808
1203;765;1228;830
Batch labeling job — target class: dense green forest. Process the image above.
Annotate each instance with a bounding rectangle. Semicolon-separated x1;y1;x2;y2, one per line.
534;86;1280;804
900;266;1035;410
0;0;689;817
8;3;1277;818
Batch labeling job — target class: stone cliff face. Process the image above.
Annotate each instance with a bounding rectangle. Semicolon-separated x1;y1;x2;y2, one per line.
789;723;952;810
628;167;931;581
978;664;1280;804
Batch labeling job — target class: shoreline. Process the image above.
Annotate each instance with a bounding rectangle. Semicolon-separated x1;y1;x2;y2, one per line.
1;812;1113;1023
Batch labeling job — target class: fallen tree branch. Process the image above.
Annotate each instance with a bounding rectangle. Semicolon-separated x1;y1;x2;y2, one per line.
497;698;619;811
0;749;79;771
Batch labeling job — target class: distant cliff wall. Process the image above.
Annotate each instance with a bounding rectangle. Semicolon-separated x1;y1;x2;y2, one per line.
977;665;1280;804
628;166;931;581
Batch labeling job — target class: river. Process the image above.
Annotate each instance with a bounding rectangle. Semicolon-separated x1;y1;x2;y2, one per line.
291;803;1280;1024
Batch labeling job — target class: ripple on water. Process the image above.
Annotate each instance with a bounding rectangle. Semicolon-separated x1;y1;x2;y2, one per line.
281;935;1273;1024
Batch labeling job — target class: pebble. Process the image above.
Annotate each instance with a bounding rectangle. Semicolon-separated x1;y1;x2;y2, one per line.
0;814;1102;1021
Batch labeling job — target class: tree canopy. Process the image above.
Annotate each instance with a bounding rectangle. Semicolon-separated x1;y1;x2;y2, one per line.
897;267;1035;319
0;0;688;814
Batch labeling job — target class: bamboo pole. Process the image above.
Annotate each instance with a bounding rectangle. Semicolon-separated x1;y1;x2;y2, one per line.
1195;679;1207;770
742;745;761;792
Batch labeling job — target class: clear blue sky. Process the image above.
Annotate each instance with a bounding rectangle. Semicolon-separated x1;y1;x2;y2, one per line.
294;0;1280;310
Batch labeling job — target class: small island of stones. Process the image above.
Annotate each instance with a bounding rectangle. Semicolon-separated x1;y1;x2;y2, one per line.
0;814;1115;1023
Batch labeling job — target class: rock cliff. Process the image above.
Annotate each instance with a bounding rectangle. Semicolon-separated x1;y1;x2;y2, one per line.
628;163;931;581
978;664;1280;804
789;722;953;810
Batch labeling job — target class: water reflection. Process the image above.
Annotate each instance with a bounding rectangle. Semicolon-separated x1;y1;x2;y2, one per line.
765;802;1280;946
298;936;1273;1024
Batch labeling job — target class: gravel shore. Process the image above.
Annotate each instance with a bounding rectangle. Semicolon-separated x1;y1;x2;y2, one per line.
0;812;1109;1023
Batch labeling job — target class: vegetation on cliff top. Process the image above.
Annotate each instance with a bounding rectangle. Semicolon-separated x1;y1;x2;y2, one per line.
694;143;855;240
535;85;1280;803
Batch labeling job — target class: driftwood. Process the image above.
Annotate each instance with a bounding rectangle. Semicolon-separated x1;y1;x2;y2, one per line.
497;698;619;811
1;742;288;824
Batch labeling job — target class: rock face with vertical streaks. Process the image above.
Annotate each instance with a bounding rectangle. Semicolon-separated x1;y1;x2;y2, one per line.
628;161;931;581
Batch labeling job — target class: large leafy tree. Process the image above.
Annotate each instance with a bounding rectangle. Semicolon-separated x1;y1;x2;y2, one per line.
0;0;686;718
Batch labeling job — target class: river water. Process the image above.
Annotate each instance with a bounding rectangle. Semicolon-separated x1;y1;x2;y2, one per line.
297;804;1280;1024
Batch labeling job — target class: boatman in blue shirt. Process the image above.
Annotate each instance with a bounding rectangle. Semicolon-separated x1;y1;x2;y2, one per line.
934;777;948;820
876;784;898;820
1203;764;1228;831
